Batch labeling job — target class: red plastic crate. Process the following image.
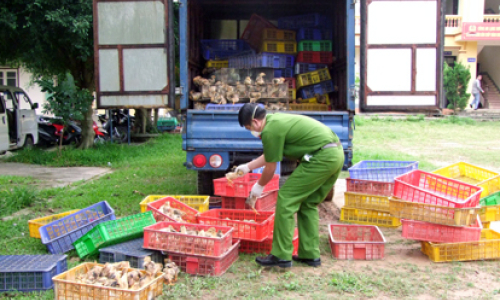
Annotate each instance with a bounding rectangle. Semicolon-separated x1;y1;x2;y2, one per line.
401;217;482;243
241;14;277;51
296;51;334;65
346;178;395;197
197;209;275;242
238;228;299;255
143;222;234;257
221;191;277;211
213;173;280;197
284;78;296;90
146;197;198;223
393;170;483;208
328;224;386;260
166;241;240;276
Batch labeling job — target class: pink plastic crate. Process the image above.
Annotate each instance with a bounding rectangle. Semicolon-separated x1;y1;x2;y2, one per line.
346;178;395;197
393;170;483;208
221;191;277;211
143;222;234;257
213;173;279;197
237;228;298;255
401;217;482;243
146;197;198;223
166;241;240;276
328;224;386;260
285;78;296;90
197;209;275;242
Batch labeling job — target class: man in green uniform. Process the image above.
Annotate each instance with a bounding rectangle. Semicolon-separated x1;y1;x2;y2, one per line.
235;103;344;268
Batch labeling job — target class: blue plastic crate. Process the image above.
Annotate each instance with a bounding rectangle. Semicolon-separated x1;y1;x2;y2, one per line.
200;40;253;60
278;14;331;30
273;68;294;78
99;238;163;269
348;160;419;182
296;28;333;41
0;255;67;292
206;103;265;111
295;62;329;74
299;80;335;99
40;201;116;254
229;53;295;69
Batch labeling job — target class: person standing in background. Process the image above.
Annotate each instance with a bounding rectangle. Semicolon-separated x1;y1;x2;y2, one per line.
471;75;484;110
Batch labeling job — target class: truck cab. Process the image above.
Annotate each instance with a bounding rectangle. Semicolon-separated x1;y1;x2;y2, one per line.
0;85;39;154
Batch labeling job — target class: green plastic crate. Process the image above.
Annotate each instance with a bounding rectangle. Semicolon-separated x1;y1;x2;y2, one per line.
480;191;500;206
297;40;332;52
73;211;156;258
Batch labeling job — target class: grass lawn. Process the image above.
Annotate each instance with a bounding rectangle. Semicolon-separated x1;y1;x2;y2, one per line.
1;117;500;299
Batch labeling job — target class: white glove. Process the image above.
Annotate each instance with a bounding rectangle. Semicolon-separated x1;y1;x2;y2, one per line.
235;164;251;176
249;183;264;199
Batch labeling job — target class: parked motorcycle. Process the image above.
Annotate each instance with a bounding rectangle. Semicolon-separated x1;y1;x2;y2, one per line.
97;109;133;143
37;116;81;147
93;121;109;144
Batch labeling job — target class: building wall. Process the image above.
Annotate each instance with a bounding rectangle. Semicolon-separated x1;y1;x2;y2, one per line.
18;67;47;115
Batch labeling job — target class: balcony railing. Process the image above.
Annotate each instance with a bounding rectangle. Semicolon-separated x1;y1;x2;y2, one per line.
484;15;500;23
445;15;462;28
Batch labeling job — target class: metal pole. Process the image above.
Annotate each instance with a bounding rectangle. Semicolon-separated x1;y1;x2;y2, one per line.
127;110;131;145
110;110;113;143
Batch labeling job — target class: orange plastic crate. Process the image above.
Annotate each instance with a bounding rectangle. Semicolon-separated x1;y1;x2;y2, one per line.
221;191;277;211
393;170;483;208
401;217;482;243
197;209;275;242
346;178;395;197
166;241;240;276
328;224;386;260
238;228;299;255
146;197;198;223
143;222;234;257
213;173;279;197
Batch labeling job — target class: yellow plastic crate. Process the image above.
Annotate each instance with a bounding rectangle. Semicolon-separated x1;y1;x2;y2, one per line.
344;192;390;212
432;162;499;198
296;68;331;89
483;221;491;229
53;262;164;300
140;195;210;213
289;103;329;111
389;197;481;227
340;207;401;228
28;209;81;239
288;89;296;100
262;28;296;41
261;41;297;54
421;229;500;262
478;175;500;198
479;205;500;222
206;60;228;68
300;94;331;105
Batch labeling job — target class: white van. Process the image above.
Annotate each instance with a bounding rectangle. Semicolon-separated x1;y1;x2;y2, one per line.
0;85;39;154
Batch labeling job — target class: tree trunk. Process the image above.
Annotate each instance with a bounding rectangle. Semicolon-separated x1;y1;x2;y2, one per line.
141;109;147;134
154;109;159;131
146;109;153;132
78;103;95;149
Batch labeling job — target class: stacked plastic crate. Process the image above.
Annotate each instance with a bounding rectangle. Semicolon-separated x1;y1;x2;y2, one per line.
277;14;334;111
342;161;419;228
389;169;486;262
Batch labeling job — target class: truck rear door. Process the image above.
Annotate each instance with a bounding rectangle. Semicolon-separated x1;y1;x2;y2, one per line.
93;0;175;108
360;0;444;112
14;91;38;145
0;96;8;152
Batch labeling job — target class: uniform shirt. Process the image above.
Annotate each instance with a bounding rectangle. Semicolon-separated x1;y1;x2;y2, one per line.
261;113;339;162
472;79;484;94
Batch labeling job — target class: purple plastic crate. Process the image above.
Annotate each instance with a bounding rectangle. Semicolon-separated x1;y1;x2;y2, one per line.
229;53;295;69
299;80;335;99
0;255;67;292
40;201;116;254
349;160;419;182
278;14;332;30
273;68;294;78
206;103;264;111
296;28;333;41
294;62;329;74
200;40;253;60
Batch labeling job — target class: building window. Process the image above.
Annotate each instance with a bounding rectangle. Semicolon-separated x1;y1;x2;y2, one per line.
0;70;17;87
444;56;456;67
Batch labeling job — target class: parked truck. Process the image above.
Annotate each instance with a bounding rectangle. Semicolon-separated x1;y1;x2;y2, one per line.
93;0;443;195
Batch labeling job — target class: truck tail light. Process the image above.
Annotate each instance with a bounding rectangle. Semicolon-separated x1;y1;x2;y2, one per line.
193;154;207;168
209;154;223;168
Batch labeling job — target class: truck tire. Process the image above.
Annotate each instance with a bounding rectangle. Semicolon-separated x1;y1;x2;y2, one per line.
279;175;289;188
197;171;225;195
23;136;34;149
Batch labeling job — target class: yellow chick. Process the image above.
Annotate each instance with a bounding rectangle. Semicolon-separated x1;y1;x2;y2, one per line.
255;73;266;86
208;75;216;85
189;91;202;101
273;77;285;86
244;76;252;86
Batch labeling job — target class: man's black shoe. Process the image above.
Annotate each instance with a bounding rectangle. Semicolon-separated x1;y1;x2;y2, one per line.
255;254;292;268
292;256;321;267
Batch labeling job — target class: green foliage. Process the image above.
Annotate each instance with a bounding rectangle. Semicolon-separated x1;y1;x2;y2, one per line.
0;186;37;217
443;62;471;113
36;73;94;127
406;114;425;122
